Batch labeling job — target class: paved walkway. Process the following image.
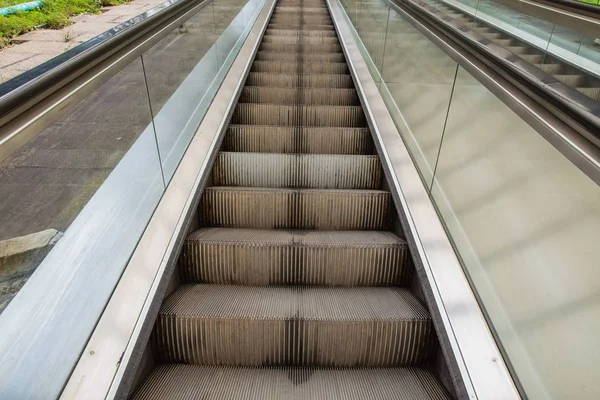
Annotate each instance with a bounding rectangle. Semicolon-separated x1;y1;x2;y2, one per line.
0;0;165;83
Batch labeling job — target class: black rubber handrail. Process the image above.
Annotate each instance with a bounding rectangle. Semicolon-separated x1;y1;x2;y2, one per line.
0;0;207;118
396;0;600;148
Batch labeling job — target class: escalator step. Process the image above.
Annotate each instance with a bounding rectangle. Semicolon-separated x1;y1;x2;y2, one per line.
535;63;562;74
273;6;328;12
520;54;544;63
268;23;334;30
576;87;600;101
245;72;353;88
232;104;365;127
250;61;348;74
255;51;345;62
260;43;342;53
200;187;392;230
180;228;409;286
155;285;434;366
261;35;339;45
265;28;336;37
132;365;451;400
212;152;381;189
240;86;358;105
224;125;372;154
553;74;585;86
505;45;530;55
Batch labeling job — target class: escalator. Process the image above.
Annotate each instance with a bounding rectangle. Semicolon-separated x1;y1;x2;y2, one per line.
130;0;453;398
433;2;600;102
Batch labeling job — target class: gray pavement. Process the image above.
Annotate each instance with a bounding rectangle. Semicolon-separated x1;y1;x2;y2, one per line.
0;0;165;83
0;0;244;242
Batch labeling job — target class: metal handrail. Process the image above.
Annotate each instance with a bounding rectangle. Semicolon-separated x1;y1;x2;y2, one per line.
0;0;211;162
398;0;600;164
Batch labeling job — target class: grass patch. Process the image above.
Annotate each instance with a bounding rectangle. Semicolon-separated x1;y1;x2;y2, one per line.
0;0;130;47
577;0;600;5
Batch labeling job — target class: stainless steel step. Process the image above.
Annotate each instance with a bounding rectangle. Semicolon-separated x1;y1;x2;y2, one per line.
505;45;530;55
132;365;451;400
261;35;339;45
212;152;381;189
260;43;342;53
245;72;353;88
273;6;328;12
576;87;600;101
232;104;365;127
200;187;392;230
554;74;585;87
265;28;337;37
155;285;434;366
240;87;358;105
224;125;372;154
536;63;562;74
180;228;410;286
268;23;335;29
255;51;345;62
250;61;348;74
520;54;544;63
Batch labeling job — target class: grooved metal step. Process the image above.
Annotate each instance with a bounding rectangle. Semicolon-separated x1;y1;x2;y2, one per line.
155;285;434;366
224;125;372;154
268;24;335;30
255;51;345;62
260;43;342;53
180;228;410;286
261;35;339;45
232;104;365;126
212;152;381;189
273;6;328;12
132;365;451;400
246;72;353;88
251;60;348;74
265;28;336;37
240;87;358;105
134;0;451;396
200;187;392;230
554;74;585;87
576;87;600;101
536;63;562;74
520;54;543;63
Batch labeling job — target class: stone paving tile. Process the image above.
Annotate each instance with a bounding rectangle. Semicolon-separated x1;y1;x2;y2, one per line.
0;52;35;68
13;29;81;43
0;0;164;84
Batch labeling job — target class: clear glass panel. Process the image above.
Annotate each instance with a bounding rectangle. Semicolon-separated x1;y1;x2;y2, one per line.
0;56;164;312
431;66;600;400
143;4;219;182
214;0;249;65
354;0;389;83
547;28;600;79
380;9;458;186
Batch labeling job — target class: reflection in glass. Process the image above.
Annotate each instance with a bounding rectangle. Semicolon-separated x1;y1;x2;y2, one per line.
380;8;458;186
143;4;219;182
0;57;158;242
431;67;600;400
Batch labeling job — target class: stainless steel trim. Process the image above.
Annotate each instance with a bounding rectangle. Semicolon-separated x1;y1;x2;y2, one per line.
388;0;600;186
59;0;275;398
401;0;600;138
492;0;600;38
326;0;521;398
0;0;211;163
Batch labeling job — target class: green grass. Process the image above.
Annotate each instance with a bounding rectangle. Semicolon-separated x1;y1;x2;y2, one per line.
577;0;600;5
0;0;130;47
